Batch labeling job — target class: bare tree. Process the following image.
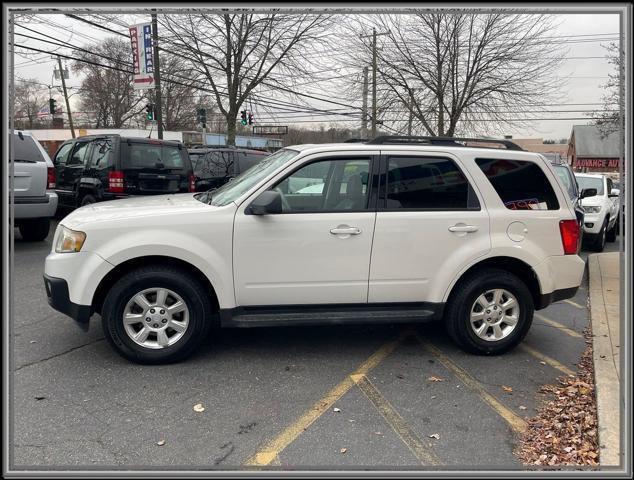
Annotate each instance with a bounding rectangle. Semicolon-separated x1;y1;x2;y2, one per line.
338;13;565;137
14;79;47;129
72;37;145;128
160;13;332;145
591;42;623;137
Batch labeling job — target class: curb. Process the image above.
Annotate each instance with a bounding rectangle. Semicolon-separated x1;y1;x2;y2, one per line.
588;252;621;467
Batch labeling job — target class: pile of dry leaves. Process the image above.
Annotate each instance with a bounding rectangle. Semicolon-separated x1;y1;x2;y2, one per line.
516;326;599;467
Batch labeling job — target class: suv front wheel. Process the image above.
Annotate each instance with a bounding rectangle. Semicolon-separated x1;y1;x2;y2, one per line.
101;266;214;364
444;268;534;355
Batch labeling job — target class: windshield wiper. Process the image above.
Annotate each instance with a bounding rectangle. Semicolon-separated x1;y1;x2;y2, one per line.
205;187;217;205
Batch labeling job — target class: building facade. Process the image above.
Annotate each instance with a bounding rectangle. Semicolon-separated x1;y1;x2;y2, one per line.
568;125;622;173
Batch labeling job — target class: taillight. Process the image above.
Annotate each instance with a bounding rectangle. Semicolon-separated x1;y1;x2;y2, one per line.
108;170;125;193
47;166;56;189
559;219;581;255
188;174;196;192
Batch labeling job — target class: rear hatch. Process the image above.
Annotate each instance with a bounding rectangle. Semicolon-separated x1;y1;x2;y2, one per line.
10;132;48;199
121;139;193;194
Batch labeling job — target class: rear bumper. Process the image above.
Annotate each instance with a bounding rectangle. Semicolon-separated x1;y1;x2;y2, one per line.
43;274;92;329
14;191;58;219
537;286;580;310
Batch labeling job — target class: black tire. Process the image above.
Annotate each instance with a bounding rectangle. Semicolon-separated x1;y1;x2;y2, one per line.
591;220;607;252
101;265;214;364
606;217;617;242
444;268;534;355
80;194;97;207
18;218;50;241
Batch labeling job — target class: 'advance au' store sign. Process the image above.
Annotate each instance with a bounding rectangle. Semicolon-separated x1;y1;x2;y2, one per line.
574;158;620;171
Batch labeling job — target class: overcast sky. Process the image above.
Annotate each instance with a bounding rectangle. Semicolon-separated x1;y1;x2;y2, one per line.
11;10;621;141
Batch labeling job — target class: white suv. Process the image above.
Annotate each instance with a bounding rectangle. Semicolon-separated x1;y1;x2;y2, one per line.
575;173;620;252
44;137;585;364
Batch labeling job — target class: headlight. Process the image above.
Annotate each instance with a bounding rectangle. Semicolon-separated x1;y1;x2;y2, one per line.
583;205;601;214
55;226;86;253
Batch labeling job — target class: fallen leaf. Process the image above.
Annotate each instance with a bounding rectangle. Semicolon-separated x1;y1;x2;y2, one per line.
34;396;46;400
333;407;341;412
430;396;436;399
427;376;444;382
540;361;547;365
29;340;37;344
193;403;205;413
395;374;405;379
157;439;166;446
519;405;528;410
374;431;383;436
429;433;440;439
502;385;513;393
340;448;347;454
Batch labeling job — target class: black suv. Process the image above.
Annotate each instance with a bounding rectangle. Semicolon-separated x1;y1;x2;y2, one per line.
53;135;195;208
188;147;269;192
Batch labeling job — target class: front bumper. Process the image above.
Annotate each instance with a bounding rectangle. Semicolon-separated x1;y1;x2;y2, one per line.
581;212;604;234
43;274;92;330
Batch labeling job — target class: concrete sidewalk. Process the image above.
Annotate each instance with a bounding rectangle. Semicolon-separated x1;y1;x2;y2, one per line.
588;252;622;467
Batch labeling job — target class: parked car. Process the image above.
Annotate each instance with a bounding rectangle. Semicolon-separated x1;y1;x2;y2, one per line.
44;136;585;364
11;131;58;241
52;135;195;209
188;147;269;192
612;179;625;236
574;173;620;251
547;159;586;233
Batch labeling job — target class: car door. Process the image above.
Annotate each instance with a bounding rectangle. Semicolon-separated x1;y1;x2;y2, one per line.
60;140;92;203
52;141;75;206
368;152;490;304
233;153;378;306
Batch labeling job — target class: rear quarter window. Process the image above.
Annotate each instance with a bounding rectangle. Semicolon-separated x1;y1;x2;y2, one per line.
476;158;560;210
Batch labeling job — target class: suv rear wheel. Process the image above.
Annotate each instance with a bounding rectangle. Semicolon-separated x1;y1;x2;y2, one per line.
101;265;214;364
80;194;97;207
18;218;50;241
444;268;534;355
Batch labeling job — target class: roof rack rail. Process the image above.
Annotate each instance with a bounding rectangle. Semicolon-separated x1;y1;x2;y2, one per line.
344;138;369;143
366;135;524;151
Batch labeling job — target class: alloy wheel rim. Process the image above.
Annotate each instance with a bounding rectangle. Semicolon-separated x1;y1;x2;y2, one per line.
122;287;189;349
469;289;520;342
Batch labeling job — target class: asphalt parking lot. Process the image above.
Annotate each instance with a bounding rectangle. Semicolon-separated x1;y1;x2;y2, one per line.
10;219;620;470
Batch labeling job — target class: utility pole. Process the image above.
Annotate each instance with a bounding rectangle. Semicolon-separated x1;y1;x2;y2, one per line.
151;11;163;139
57;56;75;138
361;66;368;138
361;28;389;138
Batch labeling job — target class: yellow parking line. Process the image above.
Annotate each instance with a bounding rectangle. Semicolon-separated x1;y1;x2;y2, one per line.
563;299;586;310
417;337;527;434
534;313;583;338
244;335;403;466
352;373;441;465
518;344;576;376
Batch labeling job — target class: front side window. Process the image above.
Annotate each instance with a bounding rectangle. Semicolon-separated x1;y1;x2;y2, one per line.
274;157;371;212
384;156;477;210
476;158;560;210
67;142;91;166
575;176;604;196
53;143;73;165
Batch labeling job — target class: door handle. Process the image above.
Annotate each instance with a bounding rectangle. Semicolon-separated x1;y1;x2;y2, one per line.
330;226;361;235
448;224;479;233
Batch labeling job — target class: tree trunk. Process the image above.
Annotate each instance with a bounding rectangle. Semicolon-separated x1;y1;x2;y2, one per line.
226;113;236;146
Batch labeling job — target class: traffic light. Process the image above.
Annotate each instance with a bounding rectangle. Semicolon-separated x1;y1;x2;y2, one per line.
49;98;57;114
240;110;247;126
196;108;207;127
248;112;254;125
145;103;154;121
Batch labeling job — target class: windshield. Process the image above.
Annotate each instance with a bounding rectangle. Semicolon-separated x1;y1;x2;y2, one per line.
575;176;604;196
197;149;299;206
553;165;577;200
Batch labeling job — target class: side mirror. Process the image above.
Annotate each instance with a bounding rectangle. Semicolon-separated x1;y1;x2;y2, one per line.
580;188;597;199
245;190;282;215
609;188;620;198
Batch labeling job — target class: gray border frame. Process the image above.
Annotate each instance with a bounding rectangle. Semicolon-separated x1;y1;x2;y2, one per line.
3;2;631;478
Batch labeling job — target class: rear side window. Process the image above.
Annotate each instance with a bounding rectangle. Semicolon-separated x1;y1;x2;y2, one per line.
553;165;577;201
476;158;559;210
194;151;234;178
53;143;73;165
384;156;479;210
10;134;45;162
125;143;187;169
239;152;268;173
89;138;114;170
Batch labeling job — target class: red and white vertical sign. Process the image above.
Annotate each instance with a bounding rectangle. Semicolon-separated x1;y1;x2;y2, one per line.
129;23;155;90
